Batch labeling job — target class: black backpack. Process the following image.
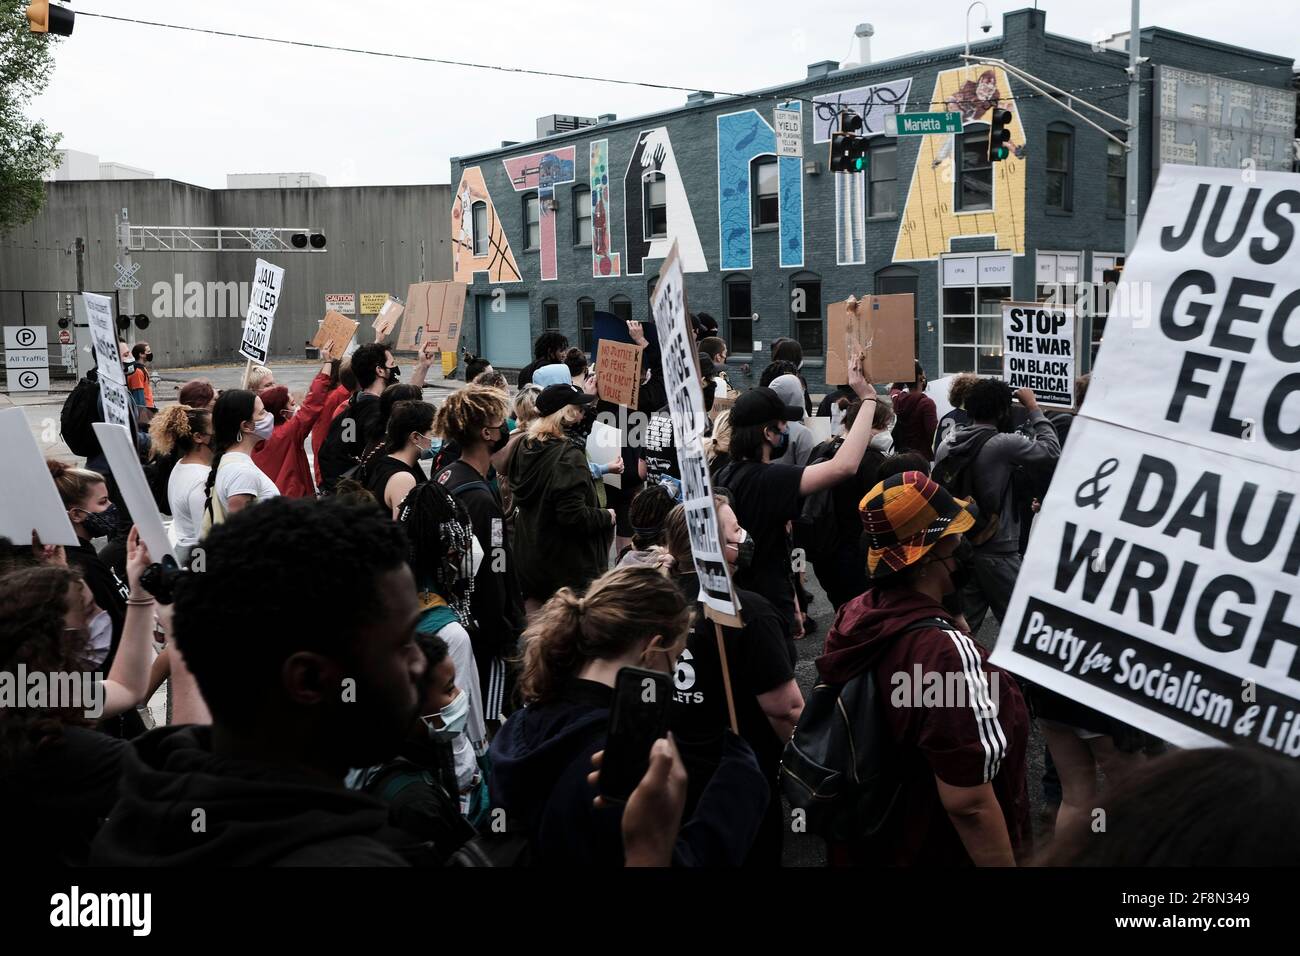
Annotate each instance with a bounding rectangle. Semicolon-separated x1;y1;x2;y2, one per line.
319;392;376;492
792;439;841;565
779;617;948;845
61;371;104;458
930;428;1001;546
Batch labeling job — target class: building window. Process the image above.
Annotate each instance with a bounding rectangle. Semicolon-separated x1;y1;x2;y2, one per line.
523;194;540;249
609;295;632;325
643;174;667;239
578;297;595;354
542;300;560;334
647;277;658;309
1034;251;1081;310
1107;136;1126;217
471;201;488;256
875;265;920;358
573;187;592;245
957;129;993;212
940;254;1011;375
752;158;779;227
868;142;897;217
1090;253;1124;364
726;278;753;354
790;274;822;355
1046;124;1073;212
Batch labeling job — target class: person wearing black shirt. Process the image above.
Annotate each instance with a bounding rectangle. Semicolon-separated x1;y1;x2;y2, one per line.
663;499;802;866
363;401;435;518
713;347;877;636
516;331;570;387
319;343;399;493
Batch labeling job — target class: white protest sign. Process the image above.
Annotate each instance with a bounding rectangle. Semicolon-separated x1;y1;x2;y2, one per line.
585;418;623;489
81;293;133;430
1002;302;1077;410
1083;165;1300;471
993;164;1300;754
92;422;175;564
239;259;285;364
0;407;80;546
650;241;741;624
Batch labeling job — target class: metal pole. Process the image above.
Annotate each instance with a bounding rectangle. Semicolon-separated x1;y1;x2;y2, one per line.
1125;0;1141;254
75;237;85;291
117;207;136;346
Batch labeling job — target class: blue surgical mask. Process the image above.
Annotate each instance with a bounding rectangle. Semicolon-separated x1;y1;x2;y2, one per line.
771;426;790;455
418;434;443;461
425;689;469;740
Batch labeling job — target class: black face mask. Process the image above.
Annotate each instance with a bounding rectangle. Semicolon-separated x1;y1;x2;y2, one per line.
940;539;976;597
489;427;510;454
386;365;402;382
733;535;756;574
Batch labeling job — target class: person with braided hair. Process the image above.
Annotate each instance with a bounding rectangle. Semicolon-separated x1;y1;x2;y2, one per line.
148;404;214;564
433;384;524;730
397;480;489;809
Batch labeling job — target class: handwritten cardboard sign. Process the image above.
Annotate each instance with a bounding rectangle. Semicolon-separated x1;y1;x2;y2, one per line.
311;310;361;355
596;340;644;407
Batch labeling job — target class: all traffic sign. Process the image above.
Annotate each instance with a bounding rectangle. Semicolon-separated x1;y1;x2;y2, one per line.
888;111;964;136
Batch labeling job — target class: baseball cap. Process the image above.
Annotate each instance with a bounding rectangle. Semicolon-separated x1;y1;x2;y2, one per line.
536;383;596;417
859;471;977;578
729;387;803;429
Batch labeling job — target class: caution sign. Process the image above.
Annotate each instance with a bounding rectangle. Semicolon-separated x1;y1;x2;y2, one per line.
1002;302;1077;410
993;165;1300;753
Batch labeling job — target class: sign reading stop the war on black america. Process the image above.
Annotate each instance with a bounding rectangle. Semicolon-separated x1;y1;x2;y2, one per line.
1002;302;1077;410
993;165;1300;754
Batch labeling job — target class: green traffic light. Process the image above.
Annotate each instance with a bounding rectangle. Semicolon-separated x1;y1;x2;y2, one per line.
854;158;864;171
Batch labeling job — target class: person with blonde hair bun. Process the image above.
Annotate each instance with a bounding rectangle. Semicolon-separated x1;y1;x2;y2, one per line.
490;564;769;865
148;405;214;564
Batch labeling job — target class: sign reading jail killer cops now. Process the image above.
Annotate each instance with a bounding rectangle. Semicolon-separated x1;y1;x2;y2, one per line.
82;292;133;431
650;241;741;624
993;164;1300;753
1002;302;1077;410
238;259;284;365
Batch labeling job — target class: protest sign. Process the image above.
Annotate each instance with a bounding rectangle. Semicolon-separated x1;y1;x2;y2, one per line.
360;293;390;315
585;418;623;489
650;241;741;625
324;293;355;315
312;311;360;355
993;165;1300;754
595;339;643;407
92;422;175;564
593;310;659;349
372;298;405;340
81;292;133;430
825;294;915;385
805;415;832;446
239;259;284;364
1002;301;1077;410
0;407;80;546
399;281;466;354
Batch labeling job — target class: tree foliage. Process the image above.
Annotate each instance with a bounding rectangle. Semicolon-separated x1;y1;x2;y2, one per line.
0;1;63;232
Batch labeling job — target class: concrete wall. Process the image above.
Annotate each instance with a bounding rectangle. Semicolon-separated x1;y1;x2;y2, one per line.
0;179;452;368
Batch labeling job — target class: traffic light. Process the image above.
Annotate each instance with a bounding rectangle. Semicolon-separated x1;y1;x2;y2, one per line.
26;1;75;35
830;133;869;173
987;108;1012;163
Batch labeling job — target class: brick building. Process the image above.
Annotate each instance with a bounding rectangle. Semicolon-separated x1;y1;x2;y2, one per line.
449;8;1295;388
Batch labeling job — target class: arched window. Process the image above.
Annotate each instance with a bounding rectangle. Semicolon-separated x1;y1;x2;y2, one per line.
875;265;920;358
751;157;779;227
542;299;560;334
724;275;753;354
573;187;592;245
523;193;540;249
471;201;488;256
789;271;822;355
956;125;991;212
642;173;667;239
609;294;632;325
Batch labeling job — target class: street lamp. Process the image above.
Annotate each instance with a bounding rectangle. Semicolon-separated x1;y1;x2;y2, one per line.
966;1;993;58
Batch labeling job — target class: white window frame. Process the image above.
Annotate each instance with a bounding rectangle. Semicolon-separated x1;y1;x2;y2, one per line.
1034;249;1083;310
938;252;1014;376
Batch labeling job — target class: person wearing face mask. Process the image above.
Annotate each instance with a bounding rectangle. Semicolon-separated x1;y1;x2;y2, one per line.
433;385;525;731
364;400;435;519
248;341;335;498
353;634;480;865
508;383;615;616
127;342;155;408
662;497;802;867
318;342;404;494
398;479;490;813
714;347;877;638
817;471;1031;866
148;405;214;566
490;564;769;866
204;389;280;526
47;461;129;668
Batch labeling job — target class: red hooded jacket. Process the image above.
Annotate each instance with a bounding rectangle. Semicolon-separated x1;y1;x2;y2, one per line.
817;586;1031;866
312;384;351;486
253;372;332;498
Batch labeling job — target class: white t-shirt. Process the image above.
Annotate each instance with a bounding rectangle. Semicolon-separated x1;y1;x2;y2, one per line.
168;461;210;550
214;452;279;512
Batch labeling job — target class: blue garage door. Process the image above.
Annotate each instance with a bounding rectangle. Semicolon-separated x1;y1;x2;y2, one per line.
476;294;531;368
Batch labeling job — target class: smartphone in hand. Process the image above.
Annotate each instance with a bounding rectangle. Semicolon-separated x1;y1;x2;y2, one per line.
598;666;673;804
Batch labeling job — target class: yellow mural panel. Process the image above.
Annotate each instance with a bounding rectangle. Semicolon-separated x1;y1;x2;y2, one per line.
451;166;521;284
893;66;1027;262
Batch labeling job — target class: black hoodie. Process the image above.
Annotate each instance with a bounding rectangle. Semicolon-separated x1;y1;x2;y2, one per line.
90;725;407;866
507;436;612;601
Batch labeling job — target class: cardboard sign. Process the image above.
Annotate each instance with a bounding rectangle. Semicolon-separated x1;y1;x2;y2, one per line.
372;298;405;340
324;293;355;315
239;259;284;364
993;165;1300;754
92;422;175;564
595;340;644;407
585;418;623;490
360;293;390;315
1002;301;1077;411
81;292;133;430
825;294;915;385
0;407;80;546
651;242;741;625
312;310;360;355
399;281;466;354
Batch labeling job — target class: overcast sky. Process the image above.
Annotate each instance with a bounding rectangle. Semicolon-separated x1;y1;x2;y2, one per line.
29;0;1299;189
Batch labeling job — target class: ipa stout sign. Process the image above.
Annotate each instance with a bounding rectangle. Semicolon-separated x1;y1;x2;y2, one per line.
239;259;284;364
993;165;1300;754
1002;301;1077;410
650;241;741;624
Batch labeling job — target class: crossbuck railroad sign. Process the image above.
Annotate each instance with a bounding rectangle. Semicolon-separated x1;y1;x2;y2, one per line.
113;262;142;290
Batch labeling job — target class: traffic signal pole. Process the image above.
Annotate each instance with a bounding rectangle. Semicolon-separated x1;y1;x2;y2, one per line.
1125;0;1141;254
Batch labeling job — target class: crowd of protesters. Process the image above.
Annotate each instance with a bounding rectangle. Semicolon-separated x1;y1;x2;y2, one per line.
2;309;1297;871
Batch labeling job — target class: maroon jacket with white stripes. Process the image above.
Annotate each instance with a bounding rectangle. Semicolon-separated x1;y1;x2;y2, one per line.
818;586;1031;866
